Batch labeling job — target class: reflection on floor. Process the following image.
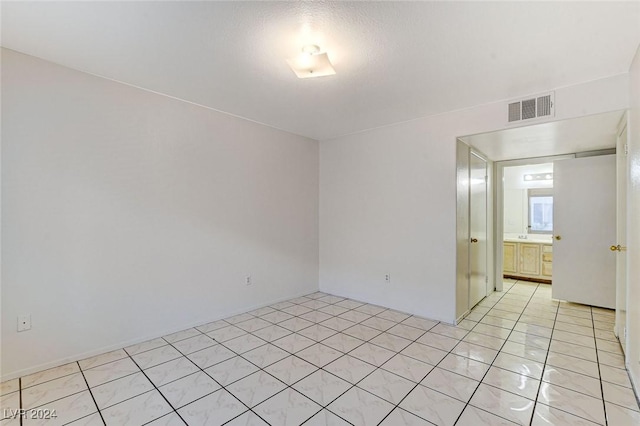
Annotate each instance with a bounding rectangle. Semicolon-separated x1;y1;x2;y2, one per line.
1;280;639;425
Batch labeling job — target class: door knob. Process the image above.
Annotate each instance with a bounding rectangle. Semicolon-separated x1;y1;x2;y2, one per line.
554;235;561;240
470;238;478;243
610;245;627;251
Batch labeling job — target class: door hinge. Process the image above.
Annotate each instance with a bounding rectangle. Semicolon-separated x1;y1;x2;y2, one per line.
485;276;489;284
625;143;629;156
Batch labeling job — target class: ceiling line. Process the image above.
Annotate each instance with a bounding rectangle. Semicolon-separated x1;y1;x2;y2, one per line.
1;47;317;142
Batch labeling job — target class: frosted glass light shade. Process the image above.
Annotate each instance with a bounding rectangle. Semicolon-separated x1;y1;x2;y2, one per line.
287;52;336;79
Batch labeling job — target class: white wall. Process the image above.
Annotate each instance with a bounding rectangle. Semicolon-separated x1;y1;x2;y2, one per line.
319;73;629;323
626;45;640;393
1;49;319;379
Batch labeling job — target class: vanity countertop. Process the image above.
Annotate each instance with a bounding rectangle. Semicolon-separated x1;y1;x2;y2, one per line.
503;236;552;244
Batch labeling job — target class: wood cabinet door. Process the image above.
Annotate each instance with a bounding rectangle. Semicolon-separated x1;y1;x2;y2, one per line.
503;243;518;273
520;243;541;276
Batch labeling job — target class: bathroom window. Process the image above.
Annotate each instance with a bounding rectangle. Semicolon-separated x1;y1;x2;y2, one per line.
528;188;553;233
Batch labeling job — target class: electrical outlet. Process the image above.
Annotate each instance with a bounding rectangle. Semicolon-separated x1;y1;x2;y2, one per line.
385;273;391;284
245;275;252;286
17;314;31;332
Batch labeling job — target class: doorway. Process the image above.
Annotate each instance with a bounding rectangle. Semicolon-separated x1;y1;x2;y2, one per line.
495;156;570;289
456;110;626;320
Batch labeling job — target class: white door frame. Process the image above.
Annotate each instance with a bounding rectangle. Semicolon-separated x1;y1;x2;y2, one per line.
615;112;629;351
493;154;574;292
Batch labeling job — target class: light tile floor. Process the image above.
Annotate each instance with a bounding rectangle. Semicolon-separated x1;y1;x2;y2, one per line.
2;280;639;425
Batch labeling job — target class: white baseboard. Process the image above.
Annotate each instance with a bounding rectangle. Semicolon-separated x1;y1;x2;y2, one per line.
626;362;640;409
455;310;470;326
317;286;452;325
1;288;317;382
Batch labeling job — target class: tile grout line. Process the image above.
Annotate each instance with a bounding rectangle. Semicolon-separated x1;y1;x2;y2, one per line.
531;296;625;424
225;292;393;425
76;361;107;426
538;304;625;424
527;285;560;426
278;295;397;423
17;372;111;421
309;298;459;415
155;347;269;426
592;305;610;426
454;280;528;425
232;293;381;419
163;333;275;426
163;291;373;425
313;317;435;424
1;288;495;425
450;280;542;425
13;288;633;425
402;285;522;425
239;303;405;424
294;308;434;423
294;306;443;424
116;295;346;403
214;293;441;425
372;322;471;425
192;293;370;425
122;352;192;426
12;291;380;414
373;279;520;425
527;295;616;425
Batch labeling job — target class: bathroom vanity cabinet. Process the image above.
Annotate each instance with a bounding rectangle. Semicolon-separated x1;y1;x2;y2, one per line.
503;240;552;283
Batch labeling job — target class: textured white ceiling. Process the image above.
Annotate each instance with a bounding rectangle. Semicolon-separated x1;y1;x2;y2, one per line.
2;2;639;140
462;110;624;161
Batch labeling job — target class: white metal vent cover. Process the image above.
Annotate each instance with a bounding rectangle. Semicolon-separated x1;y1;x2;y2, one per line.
508;92;555;124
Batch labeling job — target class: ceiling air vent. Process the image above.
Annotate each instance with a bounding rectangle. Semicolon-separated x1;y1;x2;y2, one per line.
508;102;521;122
507;92;555;124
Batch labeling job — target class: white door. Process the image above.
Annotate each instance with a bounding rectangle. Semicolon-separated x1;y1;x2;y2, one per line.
553;155;616;309
615;123;628;353
469;152;487;308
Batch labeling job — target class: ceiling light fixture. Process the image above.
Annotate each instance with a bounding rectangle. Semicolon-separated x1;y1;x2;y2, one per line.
287;44;336;79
